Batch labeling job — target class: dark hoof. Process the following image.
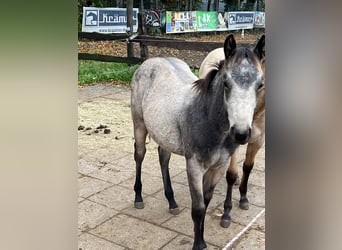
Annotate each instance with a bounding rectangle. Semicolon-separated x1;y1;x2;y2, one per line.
169;207;180;215
239;201;249;210
192;242;207;250
220;219;231;228
134;201;144;209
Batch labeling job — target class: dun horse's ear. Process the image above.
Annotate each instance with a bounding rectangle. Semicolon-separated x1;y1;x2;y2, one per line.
224;34;236;59
254;35;265;60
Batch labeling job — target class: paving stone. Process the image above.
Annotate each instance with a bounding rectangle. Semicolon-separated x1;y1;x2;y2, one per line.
211;199;265;231
112;154;136;169
204;215;247;248
172;170;189;186
88;185;134;211
232;184;265;208
87;162;135;185
153;181;228;214
162;207;246;247
214;174;265;208
78;199;119;231
161;234;220;250
91;214;178;250
206;192;228;212
248;169;265;188
79;176;112;198
122;195;178;225
153;182;191;208
232;229;265;250
78;133;98;151
134;156;186;180
78;158;99;175
119;171;164;196
134;156;161;177
99;152;133;165
79;233;125;250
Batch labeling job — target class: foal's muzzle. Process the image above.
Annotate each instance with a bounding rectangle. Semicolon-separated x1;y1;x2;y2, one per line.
230;126;251;145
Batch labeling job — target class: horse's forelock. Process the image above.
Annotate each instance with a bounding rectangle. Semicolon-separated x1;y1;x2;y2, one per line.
230;47;260;68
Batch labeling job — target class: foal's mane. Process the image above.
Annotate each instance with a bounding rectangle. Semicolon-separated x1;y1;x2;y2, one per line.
193;60;224;95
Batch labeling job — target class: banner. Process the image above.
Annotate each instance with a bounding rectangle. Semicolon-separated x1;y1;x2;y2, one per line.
166;11;197;33
227;11;255;30
165;11;263;33
254;11;265;28
82;7;139;33
197;11;229;31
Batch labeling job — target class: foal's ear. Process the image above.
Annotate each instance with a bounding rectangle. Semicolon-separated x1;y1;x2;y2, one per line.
224;34;236;59
254;34;265;60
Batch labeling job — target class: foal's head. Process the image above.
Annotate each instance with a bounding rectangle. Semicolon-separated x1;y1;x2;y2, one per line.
222;34;265;144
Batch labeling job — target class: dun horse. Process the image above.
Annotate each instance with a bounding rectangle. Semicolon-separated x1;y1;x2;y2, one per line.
199;35;265;228
131;34;265;250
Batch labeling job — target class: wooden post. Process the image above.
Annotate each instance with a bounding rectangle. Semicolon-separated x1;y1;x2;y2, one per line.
126;0;134;58
138;13;149;61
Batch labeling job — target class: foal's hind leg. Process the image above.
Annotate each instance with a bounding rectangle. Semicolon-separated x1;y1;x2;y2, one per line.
158;146;179;215
239;139;263;210
133;124;148;209
221;155;238;228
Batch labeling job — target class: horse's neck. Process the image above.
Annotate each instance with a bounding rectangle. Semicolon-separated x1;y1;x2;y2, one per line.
188;83;228;137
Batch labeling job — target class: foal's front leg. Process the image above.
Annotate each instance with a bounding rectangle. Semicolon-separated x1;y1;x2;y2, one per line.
221;156;238;228
186;158;207;250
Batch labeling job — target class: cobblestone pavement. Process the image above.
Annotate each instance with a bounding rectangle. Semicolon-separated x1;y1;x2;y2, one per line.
78;83;265;250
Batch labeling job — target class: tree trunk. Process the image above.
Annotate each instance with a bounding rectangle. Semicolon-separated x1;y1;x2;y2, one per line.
207;0;211;11
214;0;219;11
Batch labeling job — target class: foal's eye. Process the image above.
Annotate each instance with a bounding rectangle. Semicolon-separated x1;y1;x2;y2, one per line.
257;82;264;90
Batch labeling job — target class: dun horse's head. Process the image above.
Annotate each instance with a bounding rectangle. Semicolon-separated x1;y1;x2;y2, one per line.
223;34;265;144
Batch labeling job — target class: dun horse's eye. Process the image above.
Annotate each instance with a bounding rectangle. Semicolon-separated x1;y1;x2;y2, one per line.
257;82;264;90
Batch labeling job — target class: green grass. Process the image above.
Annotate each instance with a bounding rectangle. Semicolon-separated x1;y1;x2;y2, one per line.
78;60;140;85
192;68;199;77
78;60;200;85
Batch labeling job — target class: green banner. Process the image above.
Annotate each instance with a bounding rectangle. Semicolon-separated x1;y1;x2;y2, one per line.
197;11;217;31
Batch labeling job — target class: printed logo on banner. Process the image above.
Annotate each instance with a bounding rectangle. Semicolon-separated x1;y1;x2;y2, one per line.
98;9;137;26
85;10;98;26
82;7;139;33
227;12;254;30
228;13;236;25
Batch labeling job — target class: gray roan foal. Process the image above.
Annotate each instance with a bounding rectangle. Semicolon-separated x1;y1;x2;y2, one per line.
199;35;265;228
130;34;265;250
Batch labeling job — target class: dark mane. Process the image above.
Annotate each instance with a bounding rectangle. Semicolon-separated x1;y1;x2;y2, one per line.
193;60;224;94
